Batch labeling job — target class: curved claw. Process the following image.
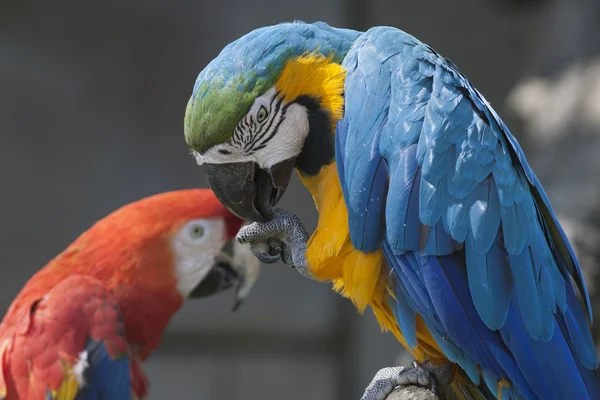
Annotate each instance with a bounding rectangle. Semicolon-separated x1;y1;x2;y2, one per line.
250;242;281;264
255;252;281;264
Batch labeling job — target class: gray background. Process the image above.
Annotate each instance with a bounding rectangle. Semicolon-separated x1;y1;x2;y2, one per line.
2;0;599;399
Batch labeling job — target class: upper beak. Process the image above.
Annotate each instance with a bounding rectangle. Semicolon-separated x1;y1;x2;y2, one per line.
189;238;261;311
188;248;237;300
203;158;296;222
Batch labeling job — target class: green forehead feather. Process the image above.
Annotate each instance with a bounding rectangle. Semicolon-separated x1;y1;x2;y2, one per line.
184;71;276;152
184;21;361;153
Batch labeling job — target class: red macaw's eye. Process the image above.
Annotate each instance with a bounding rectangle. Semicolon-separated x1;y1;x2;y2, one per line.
189;223;205;239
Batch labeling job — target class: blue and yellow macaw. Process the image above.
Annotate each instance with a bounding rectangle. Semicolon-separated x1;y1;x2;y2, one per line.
184;21;600;400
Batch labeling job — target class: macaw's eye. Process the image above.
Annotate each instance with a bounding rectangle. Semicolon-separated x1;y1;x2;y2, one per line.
189;223;205;239
257;105;268;123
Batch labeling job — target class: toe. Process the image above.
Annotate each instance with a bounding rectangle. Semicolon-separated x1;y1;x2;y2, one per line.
361;367;406;400
417;374;430;387
268;238;283;253
236;223;265;244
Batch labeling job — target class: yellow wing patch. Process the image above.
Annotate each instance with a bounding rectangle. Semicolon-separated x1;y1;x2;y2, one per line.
275;53;345;132
50;361;80;400
0;339;9;399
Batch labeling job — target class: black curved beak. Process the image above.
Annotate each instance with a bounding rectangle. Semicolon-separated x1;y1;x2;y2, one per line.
203;158;296;222
189;240;257;311
189;259;238;299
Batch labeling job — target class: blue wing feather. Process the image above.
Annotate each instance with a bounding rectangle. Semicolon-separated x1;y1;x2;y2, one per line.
465;234;512;330
345;143;389;252
507;246;554;341
450;54;592;321
337;25;599;399
75;339;131;400
422;219;455;255
384;145;422;252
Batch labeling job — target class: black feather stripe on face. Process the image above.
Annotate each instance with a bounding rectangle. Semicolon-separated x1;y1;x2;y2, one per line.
252;102;292;152
228;92;335;171
248;94;285;151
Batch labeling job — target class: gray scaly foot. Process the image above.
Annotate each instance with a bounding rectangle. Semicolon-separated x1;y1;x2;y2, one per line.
236;208;312;278
361;361;453;400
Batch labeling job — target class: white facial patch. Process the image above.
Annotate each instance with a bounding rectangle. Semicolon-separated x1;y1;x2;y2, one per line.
170;218;227;297
229;237;261;300
193;86;310;169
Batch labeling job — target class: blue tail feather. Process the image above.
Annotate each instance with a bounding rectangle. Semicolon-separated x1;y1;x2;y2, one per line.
507;246;554;341
465;234;512;331
559;284;599;370
389;285;418;349
420;253;507;377
421;252;538;398
430;328;481;385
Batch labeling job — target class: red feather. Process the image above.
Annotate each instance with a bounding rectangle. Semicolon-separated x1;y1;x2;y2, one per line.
0;189;240;399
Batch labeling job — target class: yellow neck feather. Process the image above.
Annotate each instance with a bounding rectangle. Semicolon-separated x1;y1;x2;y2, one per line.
275;53;345;132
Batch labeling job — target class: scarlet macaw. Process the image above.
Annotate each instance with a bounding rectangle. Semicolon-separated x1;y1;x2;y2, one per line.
0;189;260;399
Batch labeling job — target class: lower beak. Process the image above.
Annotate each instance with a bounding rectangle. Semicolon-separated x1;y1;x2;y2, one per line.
203;158;296;222
189;239;261;311
189;258;238;299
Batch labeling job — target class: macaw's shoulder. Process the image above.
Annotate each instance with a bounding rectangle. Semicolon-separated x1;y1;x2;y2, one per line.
0;275;141;400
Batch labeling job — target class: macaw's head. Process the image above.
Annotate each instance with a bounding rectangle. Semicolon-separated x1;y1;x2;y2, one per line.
51;189;260;311
185;21;360;221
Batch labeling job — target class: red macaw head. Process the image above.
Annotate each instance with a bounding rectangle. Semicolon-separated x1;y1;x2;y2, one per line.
64;188;260;307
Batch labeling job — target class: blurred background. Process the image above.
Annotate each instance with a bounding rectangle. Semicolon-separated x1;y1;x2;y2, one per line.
1;0;599;398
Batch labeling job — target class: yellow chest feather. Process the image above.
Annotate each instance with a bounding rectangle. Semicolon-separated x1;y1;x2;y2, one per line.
297;165;382;310
281;53;445;364
297;166;445;361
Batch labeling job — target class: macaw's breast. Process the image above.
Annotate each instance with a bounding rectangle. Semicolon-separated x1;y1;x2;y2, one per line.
284;52;448;363
297;164;447;364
